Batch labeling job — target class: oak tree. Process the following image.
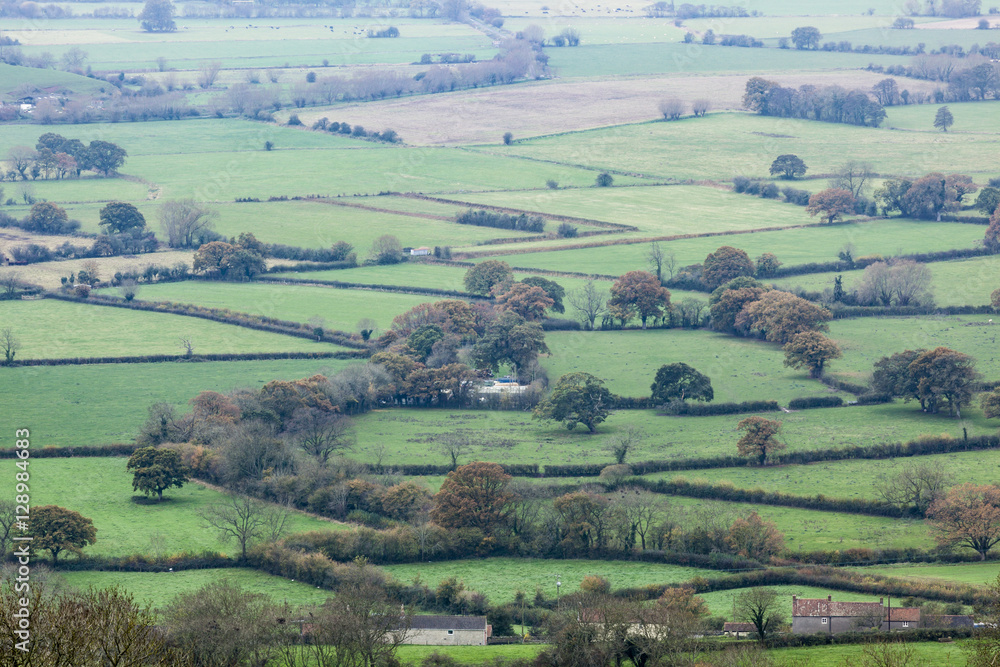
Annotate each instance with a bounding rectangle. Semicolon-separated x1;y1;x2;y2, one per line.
702;246;755;289
769;154;807;179
736;416;784;466
534;372;614;433
927;483;1000;559
496;282;554;320
463;259;513;295
608;270;671;328
806;188;855;224
30;505;97;564
431;461;516;536
737;290;832;343
126;446;190;501
650;362;714;404
782;331;842;378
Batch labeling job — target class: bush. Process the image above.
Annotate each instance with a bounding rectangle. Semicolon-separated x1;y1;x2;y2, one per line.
660;400;780;416
787;396;844;410
557;222;578;238
286;114;302;126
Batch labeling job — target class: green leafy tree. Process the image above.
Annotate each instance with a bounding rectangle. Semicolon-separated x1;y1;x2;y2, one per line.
702;246;755;289
650;362;714;404
596;172;614;187
736;416;784;466
983;389;1000;420
975;187;1000;215
126;447;190;501
470;311;548;381
934;105;954;132
407;323;445;360
769;154;807;179
790;26;822;49
463;259;513;295
138;0;176;32
30;505;97;564
736;587;784;643
782;331;842;378
608;270;671;328
85;140;128;176
99;201;147;235
534;372;614;433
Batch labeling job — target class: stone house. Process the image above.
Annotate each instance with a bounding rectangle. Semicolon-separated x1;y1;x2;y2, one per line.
405;615;491;646
792;596;923;635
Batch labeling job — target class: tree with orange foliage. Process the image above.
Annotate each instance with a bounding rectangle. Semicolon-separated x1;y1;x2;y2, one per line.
806;188;855;224
496;282;554;320
726;512;785;560
608;270;671;328
736;417;784;466
431;462;516;537
927;483;1000;560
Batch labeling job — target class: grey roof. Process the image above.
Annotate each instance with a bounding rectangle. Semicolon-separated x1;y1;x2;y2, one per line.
410;615;487;630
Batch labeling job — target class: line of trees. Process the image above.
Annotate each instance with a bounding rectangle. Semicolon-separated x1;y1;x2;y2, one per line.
5;133;127;181
743;77;887;127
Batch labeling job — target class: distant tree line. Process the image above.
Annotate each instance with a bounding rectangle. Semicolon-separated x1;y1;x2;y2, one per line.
743;76;887;127
455;208;546;233
4;133;127;182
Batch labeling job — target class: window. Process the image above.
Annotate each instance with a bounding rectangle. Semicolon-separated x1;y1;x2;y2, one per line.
901;622;909;628
821;618;828;625
447;630;454;635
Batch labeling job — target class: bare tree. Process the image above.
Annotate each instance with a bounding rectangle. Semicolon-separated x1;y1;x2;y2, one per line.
285;408;354;465
6;146;36;180
159;199;218;248
889;259;932;306
569;280;607;330
197;60;222;89
875;462;952;516
663;251;678;280
603;425;644;465
647;242;665;282
830;160;876;199
658;98;685;120
692;98;711;116
199;493;290;560
118;279;139;302
179;336;194;357
1;328;20;365
0;272;21;298
613;487;659;550
438;431;479;469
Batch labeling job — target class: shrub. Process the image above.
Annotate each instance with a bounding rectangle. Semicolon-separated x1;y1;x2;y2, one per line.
788;396;844;410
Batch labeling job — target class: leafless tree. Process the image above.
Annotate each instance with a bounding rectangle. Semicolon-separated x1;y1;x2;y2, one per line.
0;272;21;298
603;426;644;464
889;259;932;306
678;297;707;327
830;160;876;198
692;98;711;116
1;328;20;365
6;146;35;180
875;461;952;516
658;98;685;120
199;493;290;560
197;60;222;89
647;241;665;282
437;431;479;469
569;280;607;330
118;279;139;302
159;199;218;248
613;487;659;550
285;408;354;465
179;336;194;357
663;250;678;280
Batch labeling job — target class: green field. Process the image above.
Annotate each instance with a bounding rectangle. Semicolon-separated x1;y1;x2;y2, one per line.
827;314;1000;383
772;640;968;667
886;101;1000;135
656;449;1000;502
542;328;847;401
0;63;107;98
0;458;342;558
774;256;1000;309
118;280;432;331
857;562;1000;588
699;585;918;619
383;558;716;604
497;113;1000;181
0;299;344;359
478;220;983;276
396;645;545;665
0;358;350;446
347;403;987;470
59;567;332;610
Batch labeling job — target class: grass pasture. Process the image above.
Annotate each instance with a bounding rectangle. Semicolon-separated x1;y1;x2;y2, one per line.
857;562;1000;588
347;403;985;470
59;568;332;610
0;358;351;446
499;113;1000;181
0;63;107;98
886;100;1000;134
542;328;847;401
383;558;716;604
118;280;432;331
772;642;968;667
473;220;984;276
827;314;1000;383
773;255;1000;309
0;458;342;558
0;298;345;359
653;449;1000;502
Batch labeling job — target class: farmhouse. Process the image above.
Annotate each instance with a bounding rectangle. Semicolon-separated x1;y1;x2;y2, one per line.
791;596;923;634
405;615;491;646
409;246;432;256
723;622;755;638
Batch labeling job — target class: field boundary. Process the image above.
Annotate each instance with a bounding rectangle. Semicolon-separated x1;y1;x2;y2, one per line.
11;350;366;367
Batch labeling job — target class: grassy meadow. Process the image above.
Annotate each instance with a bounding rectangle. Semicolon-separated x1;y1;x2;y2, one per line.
0;458;343;558
0;298;346;358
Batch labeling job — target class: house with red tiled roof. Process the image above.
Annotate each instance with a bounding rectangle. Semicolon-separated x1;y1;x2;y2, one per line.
792;596;923;635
